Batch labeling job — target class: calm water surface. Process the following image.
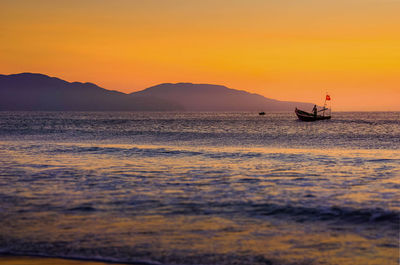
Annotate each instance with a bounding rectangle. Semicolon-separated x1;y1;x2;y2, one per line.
0;112;399;265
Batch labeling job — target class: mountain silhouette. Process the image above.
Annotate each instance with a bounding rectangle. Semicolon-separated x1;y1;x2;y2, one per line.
0;73;313;111
132;83;314;111
0;73;181;111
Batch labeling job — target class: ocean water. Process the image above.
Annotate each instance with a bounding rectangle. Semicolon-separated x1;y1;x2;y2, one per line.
0;111;399;265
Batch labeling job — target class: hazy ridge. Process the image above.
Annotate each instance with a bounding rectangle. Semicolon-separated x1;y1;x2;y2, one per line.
0;73;313;111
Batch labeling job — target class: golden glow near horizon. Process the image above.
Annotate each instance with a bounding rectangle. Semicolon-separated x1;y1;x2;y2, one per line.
1;0;399;110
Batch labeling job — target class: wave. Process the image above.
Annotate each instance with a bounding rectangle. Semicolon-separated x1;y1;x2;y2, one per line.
104;199;400;227
42;144;400;166
0;251;280;265
48;145;205;158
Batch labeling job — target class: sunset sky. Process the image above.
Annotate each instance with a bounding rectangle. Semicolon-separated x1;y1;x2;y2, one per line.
1;0;399;111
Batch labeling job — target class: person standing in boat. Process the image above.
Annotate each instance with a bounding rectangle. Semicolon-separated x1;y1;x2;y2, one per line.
312;105;317;117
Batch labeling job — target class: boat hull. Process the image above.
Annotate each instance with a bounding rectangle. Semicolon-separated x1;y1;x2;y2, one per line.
295;108;331;122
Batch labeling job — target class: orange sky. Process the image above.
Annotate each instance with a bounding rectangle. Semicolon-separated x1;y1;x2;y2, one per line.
1;0;399;110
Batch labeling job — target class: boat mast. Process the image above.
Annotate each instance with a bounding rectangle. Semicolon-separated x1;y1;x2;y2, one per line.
323;92;327;117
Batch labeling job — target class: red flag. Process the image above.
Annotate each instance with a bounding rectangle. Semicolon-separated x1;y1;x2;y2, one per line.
326;95;331;101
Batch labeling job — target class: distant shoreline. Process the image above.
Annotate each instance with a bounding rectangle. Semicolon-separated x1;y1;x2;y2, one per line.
0;73;314;112
0;110;399;113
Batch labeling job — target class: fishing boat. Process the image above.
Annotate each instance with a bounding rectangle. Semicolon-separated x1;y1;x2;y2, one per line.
295;108;331;121
259;112;266;115
295;94;332;121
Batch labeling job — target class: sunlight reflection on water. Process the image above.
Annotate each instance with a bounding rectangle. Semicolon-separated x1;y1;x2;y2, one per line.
0;112;399;265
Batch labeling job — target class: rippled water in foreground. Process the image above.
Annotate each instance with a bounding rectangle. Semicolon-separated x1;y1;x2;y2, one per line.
0;112;399;265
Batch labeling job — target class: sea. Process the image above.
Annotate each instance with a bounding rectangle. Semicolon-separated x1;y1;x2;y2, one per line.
0;111;399;265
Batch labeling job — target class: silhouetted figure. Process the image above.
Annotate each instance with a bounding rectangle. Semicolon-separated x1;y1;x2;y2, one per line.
312;105;317;117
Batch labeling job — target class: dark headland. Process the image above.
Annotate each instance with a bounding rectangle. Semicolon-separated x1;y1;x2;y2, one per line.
0;73;313;111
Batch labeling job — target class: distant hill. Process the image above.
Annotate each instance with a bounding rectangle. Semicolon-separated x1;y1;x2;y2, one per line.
0;73;181;111
132;83;314;111
0;73;314;111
